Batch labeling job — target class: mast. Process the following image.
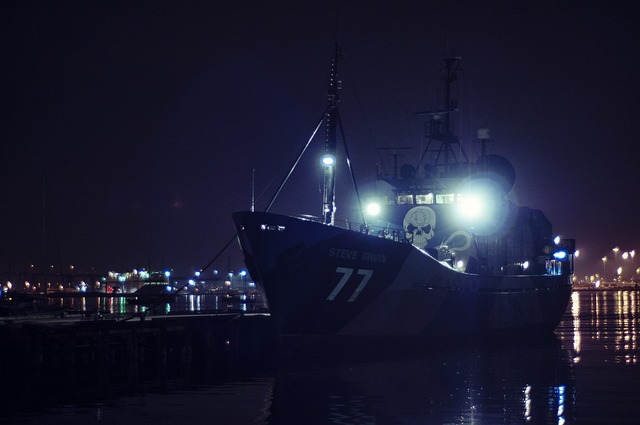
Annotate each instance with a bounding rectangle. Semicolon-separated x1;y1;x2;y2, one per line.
418;54;467;178
322;45;341;225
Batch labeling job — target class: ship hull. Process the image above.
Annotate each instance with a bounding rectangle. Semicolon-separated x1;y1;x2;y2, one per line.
233;211;572;340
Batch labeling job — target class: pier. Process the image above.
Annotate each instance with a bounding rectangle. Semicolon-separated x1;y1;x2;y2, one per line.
0;312;276;379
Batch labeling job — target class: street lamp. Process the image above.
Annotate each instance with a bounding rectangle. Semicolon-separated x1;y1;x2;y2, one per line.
612;247;619;281
621;252;630;280
602;257;607;281
240;270;247;292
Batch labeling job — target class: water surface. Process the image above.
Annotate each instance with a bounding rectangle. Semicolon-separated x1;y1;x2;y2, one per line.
1;290;638;424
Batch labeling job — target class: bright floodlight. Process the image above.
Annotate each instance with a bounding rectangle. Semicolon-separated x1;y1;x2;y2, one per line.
366;202;381;216
321;154;335;166
553;250;567;260
554;235;561;245
458;194;485;219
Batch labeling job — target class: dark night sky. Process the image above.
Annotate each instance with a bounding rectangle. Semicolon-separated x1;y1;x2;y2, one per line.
1;1;639;278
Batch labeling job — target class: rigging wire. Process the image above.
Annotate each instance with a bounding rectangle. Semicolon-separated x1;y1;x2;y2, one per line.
265;107;329;213
198;232;238;275
119;230;239;322
184;108;327;299
337;113;366;226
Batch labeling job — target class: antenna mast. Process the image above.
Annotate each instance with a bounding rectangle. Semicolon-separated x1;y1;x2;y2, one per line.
322;45;341;225
417;54;468;177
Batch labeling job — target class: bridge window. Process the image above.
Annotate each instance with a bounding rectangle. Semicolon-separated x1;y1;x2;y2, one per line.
397;195;414;205
436;193;455;204
416;193;434;204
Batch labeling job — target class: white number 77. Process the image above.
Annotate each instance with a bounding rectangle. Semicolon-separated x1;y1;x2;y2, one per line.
326;267;374;302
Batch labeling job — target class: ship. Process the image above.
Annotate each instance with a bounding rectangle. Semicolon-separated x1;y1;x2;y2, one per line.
232;47;574;341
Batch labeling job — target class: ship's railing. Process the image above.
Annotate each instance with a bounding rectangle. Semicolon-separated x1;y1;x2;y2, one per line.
332;218;409;243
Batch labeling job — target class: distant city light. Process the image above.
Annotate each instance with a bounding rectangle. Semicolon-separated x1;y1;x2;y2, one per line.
554;235;561;245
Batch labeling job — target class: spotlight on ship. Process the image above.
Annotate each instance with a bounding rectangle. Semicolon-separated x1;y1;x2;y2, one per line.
457;194;485;219
455;178;504;230
321;154;335;166
366;202;381;216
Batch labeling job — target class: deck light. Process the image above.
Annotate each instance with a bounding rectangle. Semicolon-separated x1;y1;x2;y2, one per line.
455;179;505;232
321;154;335;166
553;250;568;260
366;202;381;216
458;194;485;219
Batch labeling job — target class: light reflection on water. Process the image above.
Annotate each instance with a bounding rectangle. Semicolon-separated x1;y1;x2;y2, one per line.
558;290;639;365
267;338;574;425
2;290;639;424
46;292;269;317
556;290;639;423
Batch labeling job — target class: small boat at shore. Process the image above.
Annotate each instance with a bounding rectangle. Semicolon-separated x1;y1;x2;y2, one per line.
126;283;177;306
233;48;574;341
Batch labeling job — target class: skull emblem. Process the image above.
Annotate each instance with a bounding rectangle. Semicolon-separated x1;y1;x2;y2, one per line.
403;206;436;249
